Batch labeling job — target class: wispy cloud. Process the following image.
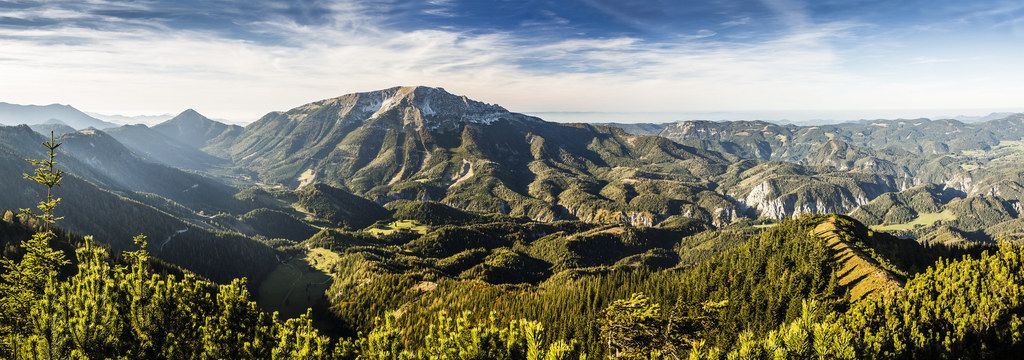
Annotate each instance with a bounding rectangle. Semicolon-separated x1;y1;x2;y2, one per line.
422;0;457;17
0;0;1021;122
721;16;752;27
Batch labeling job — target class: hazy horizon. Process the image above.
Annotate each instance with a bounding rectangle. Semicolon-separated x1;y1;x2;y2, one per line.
5;98;1023;126
44;103;1024;126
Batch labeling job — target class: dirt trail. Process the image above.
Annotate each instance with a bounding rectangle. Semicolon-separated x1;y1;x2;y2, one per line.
160;228;188;252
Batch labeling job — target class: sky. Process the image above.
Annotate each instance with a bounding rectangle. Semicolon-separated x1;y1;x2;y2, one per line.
0;0;1022;123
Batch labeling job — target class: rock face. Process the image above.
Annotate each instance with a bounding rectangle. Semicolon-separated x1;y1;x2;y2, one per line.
733;170;897;220
196;85;974;227
609;115;1024;182
597;114;1024;226
657;120;795;161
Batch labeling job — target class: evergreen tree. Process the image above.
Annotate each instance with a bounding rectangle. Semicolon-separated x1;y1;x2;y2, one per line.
0;130;68;356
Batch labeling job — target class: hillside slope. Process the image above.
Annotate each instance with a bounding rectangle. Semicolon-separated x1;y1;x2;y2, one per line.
106;124;231;171
60;129;244;213
0;126;277;283
812;215;902;301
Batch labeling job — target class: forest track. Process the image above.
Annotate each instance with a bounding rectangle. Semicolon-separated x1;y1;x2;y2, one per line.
160;228;188;252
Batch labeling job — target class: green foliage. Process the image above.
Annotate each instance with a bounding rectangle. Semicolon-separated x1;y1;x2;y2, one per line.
7;122;1024;359
331;216;846;357
599;293;666;358
0;231;67;349
0;127;279;284
599;293;726;359
20;130;64;227
297;183;390;229
337;312;585;360
698;243;1024;359
387;200;485;226
239;208;318;241
459;247;551;284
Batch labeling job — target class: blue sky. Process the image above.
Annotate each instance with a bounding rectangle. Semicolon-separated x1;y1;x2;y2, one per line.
0;0;1022;122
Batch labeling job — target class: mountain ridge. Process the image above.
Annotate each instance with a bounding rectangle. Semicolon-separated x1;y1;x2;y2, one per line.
218;86;738;226
0;102;117;129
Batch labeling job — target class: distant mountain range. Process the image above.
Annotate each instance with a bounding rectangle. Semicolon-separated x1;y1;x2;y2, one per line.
952;112;1019;123
0;102;117;129
86;112;176;126
88;111;240;127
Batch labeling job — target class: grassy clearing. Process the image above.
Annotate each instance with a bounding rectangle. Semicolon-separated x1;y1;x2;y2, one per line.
961;140;1024;162
988;140;1024;165
307;247;341;273
256;248;339;319
289;203;318;222
871;211;956;232
366;219;430;237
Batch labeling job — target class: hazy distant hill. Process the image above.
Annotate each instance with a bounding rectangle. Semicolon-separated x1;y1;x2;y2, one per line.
87;112;176;126
153;109;243;149
0;102;117;129
953;112;1019;123
27;119;77;137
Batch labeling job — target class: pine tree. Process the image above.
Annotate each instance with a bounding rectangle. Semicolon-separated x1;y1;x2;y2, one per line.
0;130;68;357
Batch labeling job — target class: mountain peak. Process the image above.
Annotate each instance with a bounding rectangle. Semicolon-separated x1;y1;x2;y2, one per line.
288;85;517;129
361;85;507;116
170;108;209;123
152;108;238;149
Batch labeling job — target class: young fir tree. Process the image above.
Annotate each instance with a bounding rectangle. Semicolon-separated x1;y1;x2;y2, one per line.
0;131;68;355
